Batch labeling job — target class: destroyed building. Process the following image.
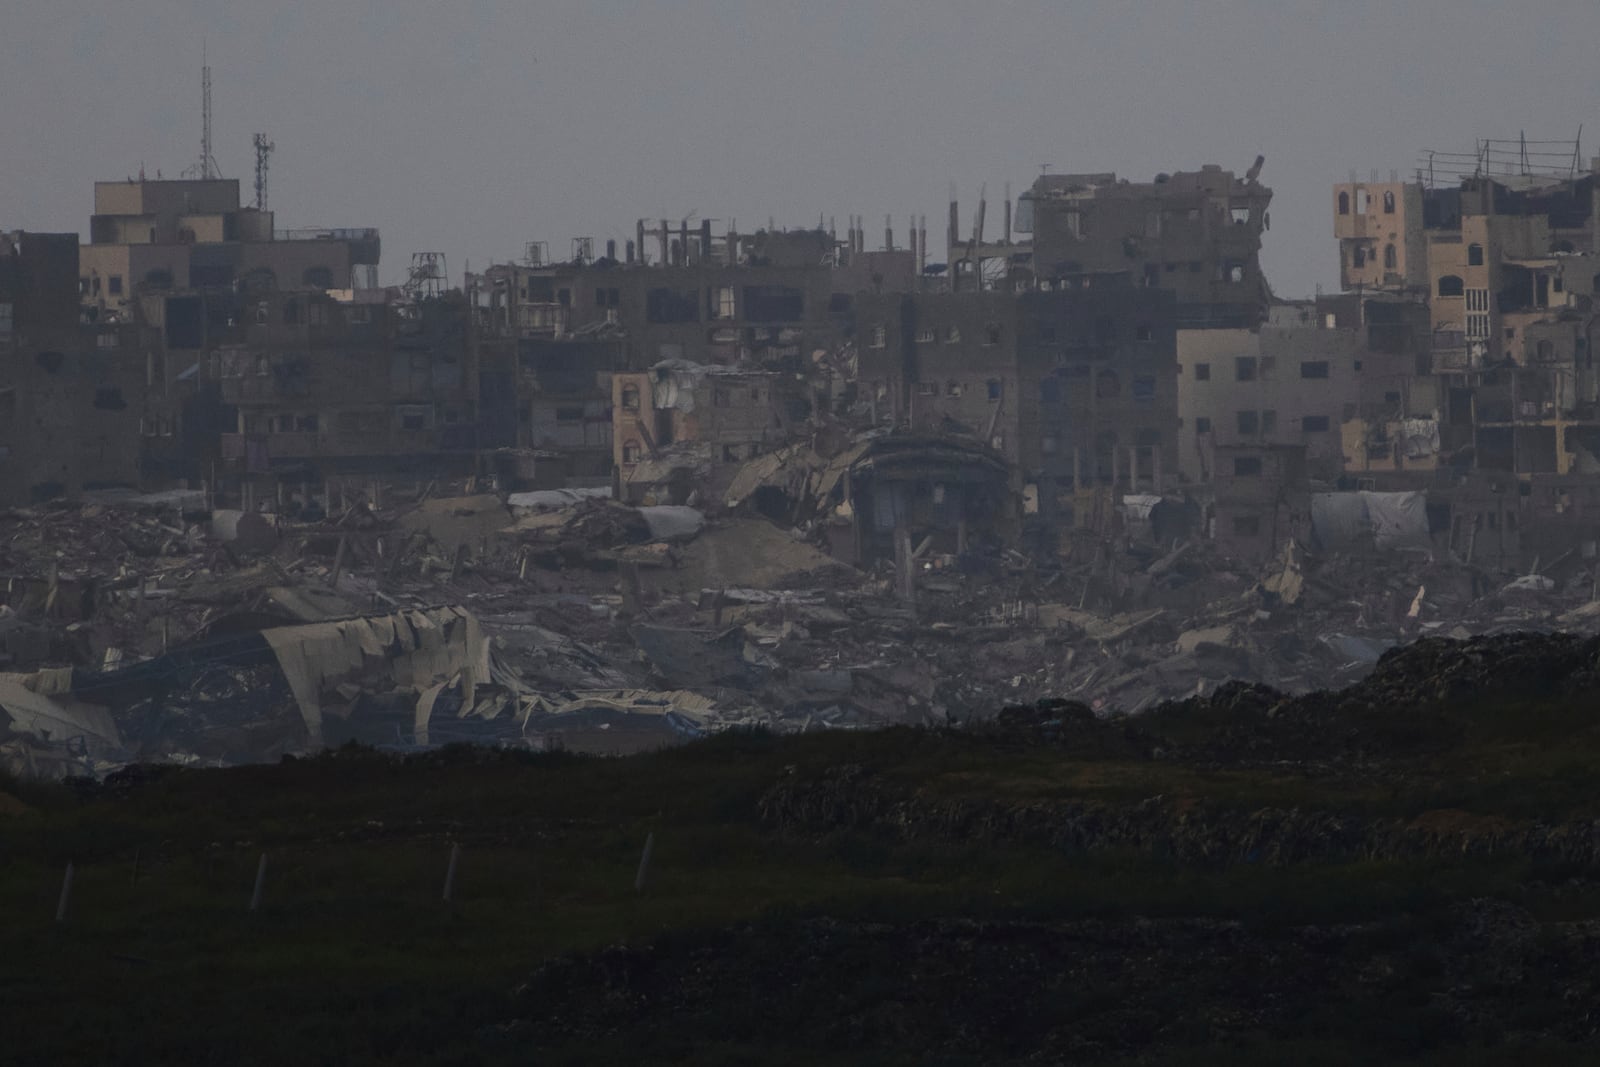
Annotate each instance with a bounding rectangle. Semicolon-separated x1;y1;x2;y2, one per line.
856;283;1179;528
1016;163;1273;328
211;288;518;507
612;360;802;504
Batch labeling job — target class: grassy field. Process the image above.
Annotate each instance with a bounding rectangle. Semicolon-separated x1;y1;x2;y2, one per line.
5;691;1600;1064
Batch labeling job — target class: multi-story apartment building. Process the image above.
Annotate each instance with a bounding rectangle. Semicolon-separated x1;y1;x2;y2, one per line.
1017;162;1273;329
78;177;379;322
0;231;160;503
857;280;1179;523
1177;295;1434;483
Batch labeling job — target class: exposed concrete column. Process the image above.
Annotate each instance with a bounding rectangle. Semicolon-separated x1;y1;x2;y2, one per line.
885;214;894;253
728;222;738;265
1128;445;1139;492
636;220;646;264
1153;447;1163;494
659;219;669;266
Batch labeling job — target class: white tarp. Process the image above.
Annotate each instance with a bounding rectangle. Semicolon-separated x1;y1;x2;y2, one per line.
1312;491;1430;552
507;487;611;512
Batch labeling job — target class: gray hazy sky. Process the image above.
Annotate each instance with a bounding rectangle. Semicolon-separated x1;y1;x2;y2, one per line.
5;1;1598;298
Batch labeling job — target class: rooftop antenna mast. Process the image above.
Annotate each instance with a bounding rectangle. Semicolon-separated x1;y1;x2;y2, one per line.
197;41;220;178
252;134;275;209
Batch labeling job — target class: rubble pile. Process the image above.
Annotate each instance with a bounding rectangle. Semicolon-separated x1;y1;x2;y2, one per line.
5;479;1600;778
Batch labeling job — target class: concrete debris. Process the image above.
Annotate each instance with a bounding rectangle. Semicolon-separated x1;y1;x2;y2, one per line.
4;461;1600;779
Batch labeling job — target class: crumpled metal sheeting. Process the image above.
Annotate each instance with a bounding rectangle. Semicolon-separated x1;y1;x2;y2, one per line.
260;606;494;748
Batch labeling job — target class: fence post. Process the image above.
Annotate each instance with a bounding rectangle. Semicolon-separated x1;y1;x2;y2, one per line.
249;853;268;912
442;844;460;903
634;833;654;892
56;863;75;923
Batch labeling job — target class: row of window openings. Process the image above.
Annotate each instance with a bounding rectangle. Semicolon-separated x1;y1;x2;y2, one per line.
240;406;453;434
1214;410;1335;438
1191;358;1338;382
1139;261;1249;286
619;385;763;411
83;267;339;297
873;322;1156;348
1337;189;1397;215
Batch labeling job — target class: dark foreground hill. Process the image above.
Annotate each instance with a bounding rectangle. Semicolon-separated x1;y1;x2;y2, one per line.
4;631;1600;1065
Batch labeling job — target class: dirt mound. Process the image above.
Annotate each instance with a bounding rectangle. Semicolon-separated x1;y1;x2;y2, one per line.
996;631;1600;765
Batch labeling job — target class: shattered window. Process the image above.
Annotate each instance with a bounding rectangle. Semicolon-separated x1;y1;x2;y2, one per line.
1233;515;1261;535
945;326;961;344
947;382;964;397
915;328;935;343
1235;357;1257;382
1195;416;1212;434
1261;410;1277;433
1194;362;1211;381
1237;410;1259;435
621;385;641;411
623;440;642;463
1300;361;1329;379
987;379;1002;400
1233;456;1263;476
1303;415;1330;432
1132;375;1156;403
870;324;887;348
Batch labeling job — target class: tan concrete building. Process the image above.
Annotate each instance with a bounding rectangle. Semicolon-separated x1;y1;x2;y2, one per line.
78;178;378;320
1333;180;1427;293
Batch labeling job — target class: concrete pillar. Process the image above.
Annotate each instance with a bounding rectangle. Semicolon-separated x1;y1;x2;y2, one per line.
1153;447;1163;494
659;219;669;265
1111;447;1120;492
885;213;894;252
636;220;646;264
626;240;636;265
1128;445;1139;491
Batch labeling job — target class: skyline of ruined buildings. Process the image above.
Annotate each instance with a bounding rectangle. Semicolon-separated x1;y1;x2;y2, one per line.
3;140;1600;574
